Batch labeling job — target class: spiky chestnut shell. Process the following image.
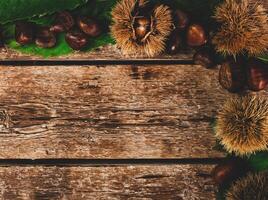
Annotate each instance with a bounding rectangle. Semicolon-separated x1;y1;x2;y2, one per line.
213;0;268;57
111;0;173;57
226;171;268;200
216;95;268;156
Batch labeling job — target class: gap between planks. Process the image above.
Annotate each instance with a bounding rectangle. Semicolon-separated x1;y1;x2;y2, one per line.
0;158;225;167
0;59;194;66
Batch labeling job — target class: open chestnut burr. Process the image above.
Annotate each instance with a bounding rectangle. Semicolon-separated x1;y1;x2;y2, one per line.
15;22;35;45
35;27;56;48
111;0;173;57
77;16;102;37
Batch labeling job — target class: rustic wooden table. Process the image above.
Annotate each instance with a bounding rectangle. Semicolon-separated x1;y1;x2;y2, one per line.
0;45;229;199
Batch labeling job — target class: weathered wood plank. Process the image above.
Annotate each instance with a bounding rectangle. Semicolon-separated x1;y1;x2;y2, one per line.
0;65;228;159
0;45;193;60
0;165;216;200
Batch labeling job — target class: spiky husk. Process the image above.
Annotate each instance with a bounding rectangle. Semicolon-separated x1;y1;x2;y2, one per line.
111;0;173;57
213;0;268;57
226;171;268;200
216;95;268;156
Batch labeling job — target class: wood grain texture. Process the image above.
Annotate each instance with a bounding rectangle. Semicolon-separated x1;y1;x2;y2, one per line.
0;65;228;159
262;0;268;9
0;45;192;60
0;165;216;200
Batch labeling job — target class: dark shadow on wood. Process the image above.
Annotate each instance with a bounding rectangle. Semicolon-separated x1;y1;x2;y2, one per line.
0;158;225;167
0;59;194;66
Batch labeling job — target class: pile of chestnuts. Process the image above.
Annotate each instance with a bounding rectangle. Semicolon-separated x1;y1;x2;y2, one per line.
15;11;102;50
167;9;268;93
166;9;215;68
219;58;268;93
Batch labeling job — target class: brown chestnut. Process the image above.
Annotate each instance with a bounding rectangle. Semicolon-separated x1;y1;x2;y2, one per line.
247;59;268;91
174;9;189;30
65;29;88;50
166;30;182;54
219;59;246;93
193;48;216;69
211;159;249;186
77;16;102;37
35;27;56;48
15;22;34;45
50;11;75;33
134;17;151;40
187;24;207;47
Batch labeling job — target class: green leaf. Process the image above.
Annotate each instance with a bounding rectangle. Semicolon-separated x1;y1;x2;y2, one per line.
258;55;268;64
2;24;15;39
29;15;55;26
0;0;88;24
247;151;268;172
